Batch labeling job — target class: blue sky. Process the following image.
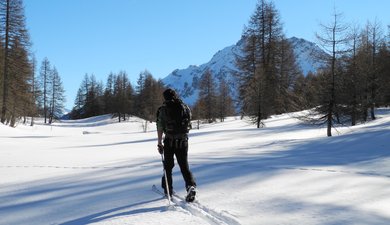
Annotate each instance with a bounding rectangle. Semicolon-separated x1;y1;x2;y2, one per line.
24;0;389;110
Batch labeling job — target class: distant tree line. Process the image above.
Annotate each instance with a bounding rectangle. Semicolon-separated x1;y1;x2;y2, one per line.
192;69;235;124
69;70;166;126
0;0;65;127
69;67;238;128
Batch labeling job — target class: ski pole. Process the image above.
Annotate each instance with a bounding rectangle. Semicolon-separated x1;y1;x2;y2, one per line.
160;151;172;205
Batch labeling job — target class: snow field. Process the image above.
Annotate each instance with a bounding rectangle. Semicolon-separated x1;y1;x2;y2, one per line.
1;109;390;224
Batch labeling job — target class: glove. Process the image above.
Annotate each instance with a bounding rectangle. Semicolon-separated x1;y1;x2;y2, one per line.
157;144;164;154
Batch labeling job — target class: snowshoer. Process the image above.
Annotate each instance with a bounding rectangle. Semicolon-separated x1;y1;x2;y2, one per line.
156;88;197;202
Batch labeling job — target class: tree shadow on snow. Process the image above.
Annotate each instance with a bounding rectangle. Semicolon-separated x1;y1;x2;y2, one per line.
191;117;390;178
252;197;390;225
0;159;167;225
60;198;164;225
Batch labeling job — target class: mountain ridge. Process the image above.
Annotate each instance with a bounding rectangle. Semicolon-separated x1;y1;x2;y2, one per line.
162;36;327;105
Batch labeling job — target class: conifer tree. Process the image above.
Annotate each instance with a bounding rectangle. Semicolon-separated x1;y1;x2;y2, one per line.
38;57;52;124
197;69;217;123
113;71;134;122
236;0;297;128
48;67;65;123
103;72;115;114
0;0;31;125
8;37;32;126
135;70;164;131
217;77;234;122
70;87;84;119
375;27;390;106
69;74;89;119
342;25;362;126
84;74;101;117
30;56;39;126
315;10;349;136
366;21;383;120
275;38;301;113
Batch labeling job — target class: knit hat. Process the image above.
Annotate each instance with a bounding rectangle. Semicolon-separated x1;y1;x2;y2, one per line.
163;88;177;101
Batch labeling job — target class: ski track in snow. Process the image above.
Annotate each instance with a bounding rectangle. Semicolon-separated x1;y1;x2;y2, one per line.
152;185;241;225
173;196;241;225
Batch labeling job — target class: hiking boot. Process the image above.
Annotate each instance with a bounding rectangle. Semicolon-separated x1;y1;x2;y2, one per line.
185;186;196;202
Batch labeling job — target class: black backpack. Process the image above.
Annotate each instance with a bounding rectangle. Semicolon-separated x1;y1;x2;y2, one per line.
164;99;191;135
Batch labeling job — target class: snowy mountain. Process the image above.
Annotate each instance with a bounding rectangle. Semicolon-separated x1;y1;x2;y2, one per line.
162;37;327;105
288;37;328;75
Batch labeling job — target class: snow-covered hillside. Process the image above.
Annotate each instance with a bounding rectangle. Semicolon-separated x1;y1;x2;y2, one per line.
162;37;327;105
288;37;328;75
1;109;390;225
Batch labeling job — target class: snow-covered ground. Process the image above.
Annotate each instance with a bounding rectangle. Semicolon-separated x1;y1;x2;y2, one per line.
1;109;390;225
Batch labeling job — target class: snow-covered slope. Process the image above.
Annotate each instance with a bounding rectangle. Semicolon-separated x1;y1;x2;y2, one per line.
162;37;327;105
1;109;390;225
288;37;328;75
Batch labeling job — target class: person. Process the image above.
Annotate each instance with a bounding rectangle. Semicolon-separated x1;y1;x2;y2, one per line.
156;88;197;202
